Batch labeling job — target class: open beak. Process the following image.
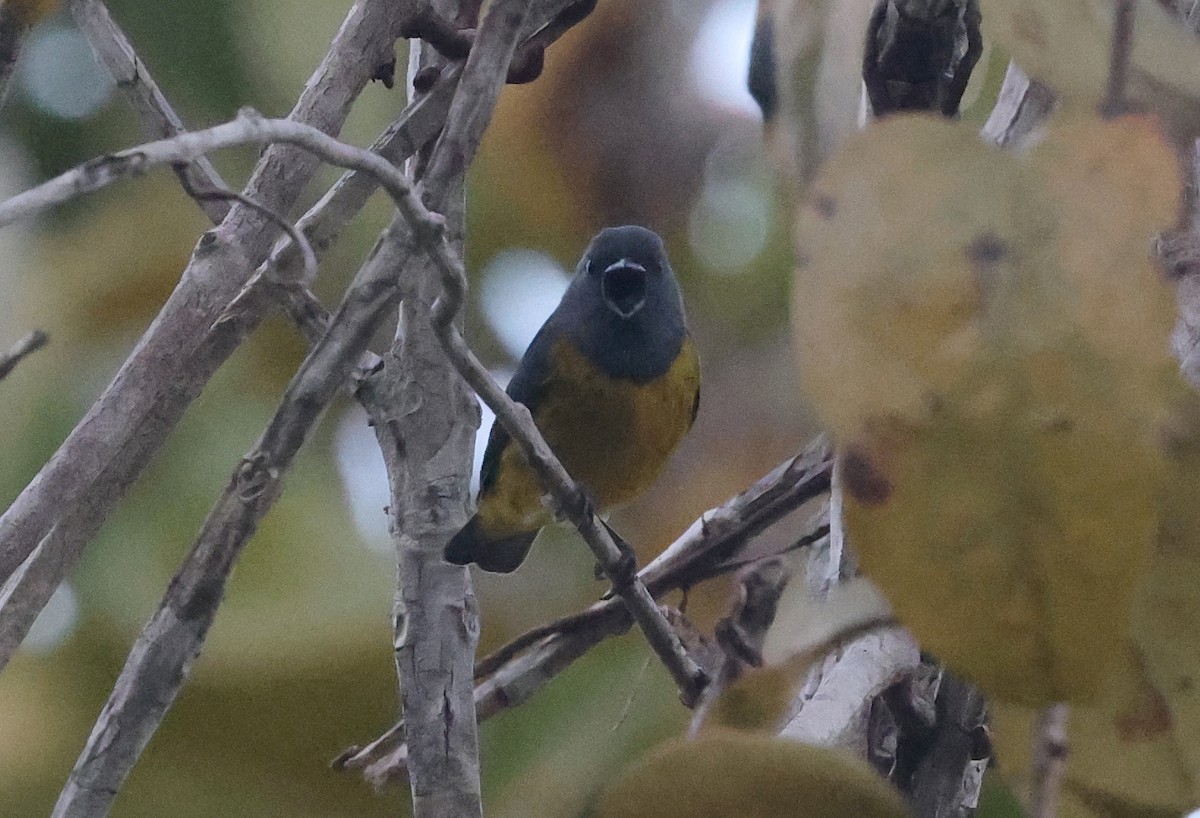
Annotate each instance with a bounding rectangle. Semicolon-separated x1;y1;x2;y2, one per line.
601;259;647;318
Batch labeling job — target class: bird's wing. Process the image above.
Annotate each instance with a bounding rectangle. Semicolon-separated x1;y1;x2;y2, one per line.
478;319;561;496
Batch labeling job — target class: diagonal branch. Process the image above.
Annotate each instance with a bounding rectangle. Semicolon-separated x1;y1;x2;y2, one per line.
0;109;449;674
68;0;231;223
47;111;460;818
334;441;833;782
356;1;536;814
0;0;409;641
0;329;48;381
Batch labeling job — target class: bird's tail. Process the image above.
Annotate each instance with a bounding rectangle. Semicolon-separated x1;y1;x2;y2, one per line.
444;515;538;574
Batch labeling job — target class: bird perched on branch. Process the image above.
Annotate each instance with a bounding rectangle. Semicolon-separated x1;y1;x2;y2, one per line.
445;225;701;574
863;0;982;117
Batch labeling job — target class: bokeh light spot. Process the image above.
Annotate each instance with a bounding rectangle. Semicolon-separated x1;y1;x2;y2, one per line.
688;177;771;274
334;408;391;554
480;249;570;360
21;582;79;654
472;369;512;494
20;23;115;120
690;0;759;117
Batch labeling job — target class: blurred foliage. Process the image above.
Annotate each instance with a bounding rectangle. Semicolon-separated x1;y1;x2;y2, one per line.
592;730;913;818
982;0;1200;138
792;113;1181;705
991;646;1196;817
0;0;822;815
976;776;1027;818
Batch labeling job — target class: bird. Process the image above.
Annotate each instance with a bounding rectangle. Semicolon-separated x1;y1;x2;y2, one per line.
444;225;701;574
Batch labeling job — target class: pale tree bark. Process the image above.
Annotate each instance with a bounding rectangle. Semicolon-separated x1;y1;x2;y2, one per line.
0;0;412;665
360;0;529;814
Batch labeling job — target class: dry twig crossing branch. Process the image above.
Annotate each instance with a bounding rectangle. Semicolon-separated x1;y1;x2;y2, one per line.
0;110;440;229
334;441;833;782
42;103;466;817
349;0;537;814
0;329;48;381
0;0;408;651
68;0;232;223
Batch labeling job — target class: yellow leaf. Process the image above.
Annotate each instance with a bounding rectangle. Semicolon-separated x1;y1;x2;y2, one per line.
707;663;803;733
594;731;912;818
1133;387;1200;791
990;648;1195;816
791;114;1181;704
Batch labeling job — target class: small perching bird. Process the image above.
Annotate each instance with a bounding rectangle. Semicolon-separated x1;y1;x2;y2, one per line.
445;225;701;573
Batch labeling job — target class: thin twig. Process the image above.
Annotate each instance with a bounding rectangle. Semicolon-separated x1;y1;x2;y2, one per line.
335;442;832;779
171;168;318;282
47;103;465;814
0;110;441;228
1028;704;1069;818
353;0;535;815
1102;0;1137;118
0;329;48;381
0;0;410;649
69;0;231;223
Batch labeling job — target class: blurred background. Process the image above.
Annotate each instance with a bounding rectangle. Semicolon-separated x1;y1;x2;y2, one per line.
0;0;996;814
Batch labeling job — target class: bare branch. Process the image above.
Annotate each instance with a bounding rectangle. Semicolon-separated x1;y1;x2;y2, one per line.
688;558;795;736
907;674;990;818
0;0;410;652
1028;704;1069;818
354;2;540;815
638;436;831;594
68;0;231;223
0;329;47;381
45;100;467;810
0;110;445;228
980;62;1057;149
335;442;832;780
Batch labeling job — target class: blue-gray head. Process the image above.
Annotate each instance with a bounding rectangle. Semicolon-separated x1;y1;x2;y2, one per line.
555;225;688;382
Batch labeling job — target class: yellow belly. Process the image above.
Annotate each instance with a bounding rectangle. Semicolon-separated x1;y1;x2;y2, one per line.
477;337;700;538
